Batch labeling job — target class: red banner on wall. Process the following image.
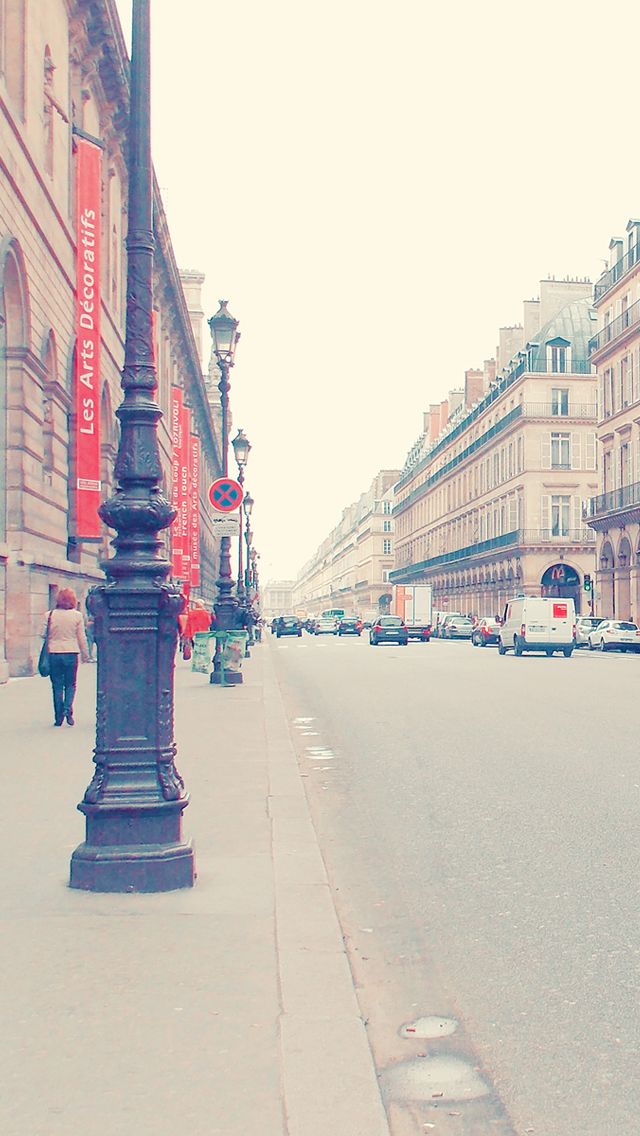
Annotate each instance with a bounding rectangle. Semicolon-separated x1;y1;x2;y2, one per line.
74;137;102;538
189;435;200;586
179;405;191;585
170;386;184;578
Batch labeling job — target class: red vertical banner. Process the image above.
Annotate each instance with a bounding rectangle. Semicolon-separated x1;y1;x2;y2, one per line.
74;137;102;538
189;435;200;587
179;404;191;586
170;387;184;578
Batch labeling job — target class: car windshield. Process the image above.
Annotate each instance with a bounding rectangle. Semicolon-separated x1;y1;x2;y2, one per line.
379;617;401;626
452;618;472;625
579;618;601;628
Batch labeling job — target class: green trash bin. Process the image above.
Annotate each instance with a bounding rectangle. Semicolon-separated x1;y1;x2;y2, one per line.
192;631;216;674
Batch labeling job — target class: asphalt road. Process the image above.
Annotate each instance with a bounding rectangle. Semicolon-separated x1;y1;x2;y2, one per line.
270;631;640;1136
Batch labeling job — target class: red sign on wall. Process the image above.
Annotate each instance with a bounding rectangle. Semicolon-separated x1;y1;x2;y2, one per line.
179;404;191;584
74;137;102;538
189;435;200;586
170;387;184;578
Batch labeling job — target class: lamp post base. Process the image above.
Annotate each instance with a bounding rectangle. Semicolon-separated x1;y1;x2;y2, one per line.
70;799;195;893
209;669;243;685
70;838;195;893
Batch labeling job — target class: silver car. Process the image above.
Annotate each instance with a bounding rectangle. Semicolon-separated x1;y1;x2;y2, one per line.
442;616;474;640
575;616;604;647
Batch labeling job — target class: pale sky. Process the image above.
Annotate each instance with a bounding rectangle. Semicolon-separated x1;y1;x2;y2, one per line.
114;0;636;582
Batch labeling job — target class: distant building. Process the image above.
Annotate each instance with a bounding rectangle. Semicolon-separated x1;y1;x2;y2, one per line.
292;470;400;620
585;221;640;619
263;580;296;618
391;279;598;617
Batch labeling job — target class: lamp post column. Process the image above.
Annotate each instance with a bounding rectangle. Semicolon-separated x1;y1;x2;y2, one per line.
70;0;194;893
209;304;242;685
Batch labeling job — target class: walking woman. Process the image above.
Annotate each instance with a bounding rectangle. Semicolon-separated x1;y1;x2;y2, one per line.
43;588;90;726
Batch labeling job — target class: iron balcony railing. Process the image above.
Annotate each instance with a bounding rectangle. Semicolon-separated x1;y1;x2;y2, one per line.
588;297;640;355
583;479;640;519
396;359;592;489
519;528;595;544
390;528;595;583
594;241;640;302
522;403;597;419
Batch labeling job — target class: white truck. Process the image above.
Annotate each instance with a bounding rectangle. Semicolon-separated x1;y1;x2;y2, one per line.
393;584;433;640
499;595;576;657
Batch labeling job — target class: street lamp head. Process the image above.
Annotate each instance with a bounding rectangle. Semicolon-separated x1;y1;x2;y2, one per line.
209;299;240;364
231;428;251;468
243;491;254;516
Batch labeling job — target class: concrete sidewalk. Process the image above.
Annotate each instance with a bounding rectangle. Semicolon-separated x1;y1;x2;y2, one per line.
0;641;390;1136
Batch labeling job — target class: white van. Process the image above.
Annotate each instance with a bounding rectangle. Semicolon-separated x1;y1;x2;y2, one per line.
499;596;576;657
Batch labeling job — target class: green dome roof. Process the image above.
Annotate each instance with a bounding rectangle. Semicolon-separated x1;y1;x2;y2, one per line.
527;297;596;368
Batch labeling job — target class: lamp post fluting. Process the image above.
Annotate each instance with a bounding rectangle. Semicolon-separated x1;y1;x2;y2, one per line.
70;0;194;892
209;302;242;685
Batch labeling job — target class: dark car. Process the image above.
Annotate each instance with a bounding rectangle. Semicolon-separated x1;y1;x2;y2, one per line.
338;617;362;636
406;623;431;641
369;616;409;646
275;616;302;638
471;618;501;647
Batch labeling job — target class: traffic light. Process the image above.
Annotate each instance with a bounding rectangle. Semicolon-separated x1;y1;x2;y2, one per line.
583;574;592;592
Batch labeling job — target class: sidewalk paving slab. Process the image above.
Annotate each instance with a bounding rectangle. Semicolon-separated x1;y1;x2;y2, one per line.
0;642;390;1136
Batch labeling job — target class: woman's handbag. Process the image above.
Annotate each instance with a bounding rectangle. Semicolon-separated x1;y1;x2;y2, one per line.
38;612;52;677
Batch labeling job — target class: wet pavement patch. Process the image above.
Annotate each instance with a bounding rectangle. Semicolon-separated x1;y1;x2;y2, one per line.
400;1015;458;1039
381;1054;490;1103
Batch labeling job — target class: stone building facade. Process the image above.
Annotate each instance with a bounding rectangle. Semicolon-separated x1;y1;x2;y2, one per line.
262;580;295;619
391;279;598;618
292;470;400;621
584;220;640;620
0;0;222;678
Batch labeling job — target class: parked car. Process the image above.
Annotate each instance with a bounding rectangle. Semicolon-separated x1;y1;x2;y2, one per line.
338;617;362;636
275;615;302;638
442;616;474;640
587;619;640;652
432;611;462;637
369;616;409;646
471;618;501;646
407;623;431;642
575;616;605;647
315;616;339;635
499;596;576;657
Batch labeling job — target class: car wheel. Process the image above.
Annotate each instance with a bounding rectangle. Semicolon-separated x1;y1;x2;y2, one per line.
600;639;607;652
514;637;522;657
546;648;554;657
298;631;302;637
588;639;595;650
563;647;573;658
498;641;506;655
276;632;281;638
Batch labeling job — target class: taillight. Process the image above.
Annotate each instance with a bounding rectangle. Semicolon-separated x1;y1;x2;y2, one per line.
374;624;381;633
572;624;576;639
482;626;490;636
520;624;526;637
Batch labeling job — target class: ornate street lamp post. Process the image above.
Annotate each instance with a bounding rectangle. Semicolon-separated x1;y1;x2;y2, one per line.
209;301;242;684
70;0;194;892
231;428;251;602
243;492;254;593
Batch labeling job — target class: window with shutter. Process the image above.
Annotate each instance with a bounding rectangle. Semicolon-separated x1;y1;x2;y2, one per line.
570;433;581;470
541;434;551;469
585;433;596;470
540;495;551;534
571;496;582;534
